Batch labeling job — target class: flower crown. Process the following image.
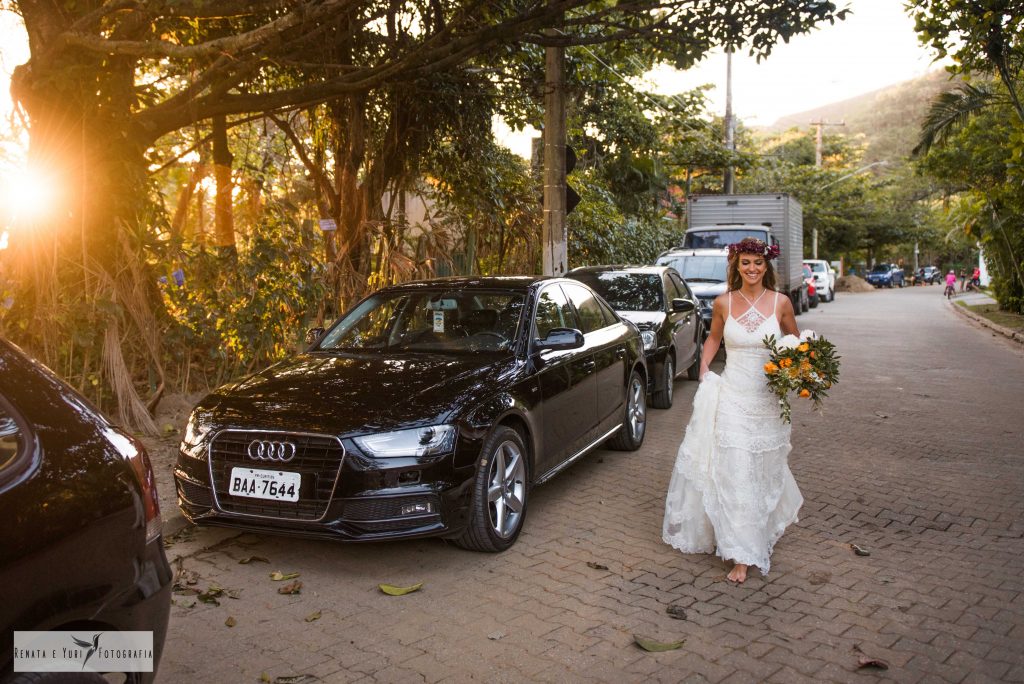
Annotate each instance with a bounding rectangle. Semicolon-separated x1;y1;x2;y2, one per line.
728;238;780;261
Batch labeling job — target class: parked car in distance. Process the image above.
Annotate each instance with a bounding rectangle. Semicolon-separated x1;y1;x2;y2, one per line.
175;276;647;553
802;264;819;309
567;265;703;410
654;247;729;337
1;339;172;683
865;263;905;288
916;265;941;285
803;259;835;302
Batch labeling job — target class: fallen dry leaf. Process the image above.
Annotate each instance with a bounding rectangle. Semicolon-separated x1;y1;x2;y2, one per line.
305;610;322;623
270;571;300;581
633;635;684;652
225;616;236;628
586;562;609;571
278;580;302;595
854;644;890;670
665;605;687;620
808;571;831;585
378;582;423;596
850;543;871;557
240;556;270;565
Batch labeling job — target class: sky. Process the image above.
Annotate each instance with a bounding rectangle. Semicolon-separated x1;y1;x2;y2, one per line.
497;0;948;158
2;1;944;159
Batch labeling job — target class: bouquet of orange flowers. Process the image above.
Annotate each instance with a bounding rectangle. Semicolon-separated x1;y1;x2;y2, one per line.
762;331;840;423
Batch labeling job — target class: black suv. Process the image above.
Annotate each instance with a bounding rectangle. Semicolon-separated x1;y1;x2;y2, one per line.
568;266;703;409
0;339;172;683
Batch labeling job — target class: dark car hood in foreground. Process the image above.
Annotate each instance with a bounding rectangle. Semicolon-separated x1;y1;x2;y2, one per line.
617;311;667;330
204;352;515;435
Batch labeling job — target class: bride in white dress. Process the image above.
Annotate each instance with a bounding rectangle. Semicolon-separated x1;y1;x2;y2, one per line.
663;238;804;583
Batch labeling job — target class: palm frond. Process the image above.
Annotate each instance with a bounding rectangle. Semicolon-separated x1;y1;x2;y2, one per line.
913;82;1002;158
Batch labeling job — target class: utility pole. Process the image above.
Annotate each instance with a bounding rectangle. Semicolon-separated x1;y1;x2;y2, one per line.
810;119;844;258
542;25;568;277
723;49;735;195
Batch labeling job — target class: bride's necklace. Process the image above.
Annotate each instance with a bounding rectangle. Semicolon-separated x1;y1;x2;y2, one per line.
734;288;769;333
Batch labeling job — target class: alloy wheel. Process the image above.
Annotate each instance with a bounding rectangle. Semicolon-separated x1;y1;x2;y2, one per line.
664;359;674;405
487;439;526;538
628;375;646;442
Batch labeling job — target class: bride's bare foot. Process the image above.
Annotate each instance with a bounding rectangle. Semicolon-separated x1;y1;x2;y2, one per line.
726;563;748;583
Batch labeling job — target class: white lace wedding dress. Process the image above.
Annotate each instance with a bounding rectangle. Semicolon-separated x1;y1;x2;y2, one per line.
662;291;803;574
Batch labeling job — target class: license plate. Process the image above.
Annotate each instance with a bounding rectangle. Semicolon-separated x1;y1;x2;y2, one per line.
229;467;301;502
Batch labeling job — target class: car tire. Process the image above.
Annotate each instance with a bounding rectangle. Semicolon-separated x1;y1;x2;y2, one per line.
651;356;673;409
608;369;647;451
686;346;701;381
454;425;528;553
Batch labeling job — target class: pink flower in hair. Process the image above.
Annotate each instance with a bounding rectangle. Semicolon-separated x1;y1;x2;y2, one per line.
728;238;779;261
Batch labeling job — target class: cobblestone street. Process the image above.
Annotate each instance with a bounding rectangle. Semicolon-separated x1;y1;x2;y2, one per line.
157;286;1024;683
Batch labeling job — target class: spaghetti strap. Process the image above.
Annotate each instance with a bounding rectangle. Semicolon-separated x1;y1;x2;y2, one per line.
728;291;732;317
773;291;779;315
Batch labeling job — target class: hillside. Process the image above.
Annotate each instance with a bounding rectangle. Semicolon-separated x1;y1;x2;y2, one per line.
764;69;963;162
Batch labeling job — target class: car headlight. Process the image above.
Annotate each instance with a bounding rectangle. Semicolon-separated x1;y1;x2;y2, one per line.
355;425;456;458
640;330;656;352
180;410;213;460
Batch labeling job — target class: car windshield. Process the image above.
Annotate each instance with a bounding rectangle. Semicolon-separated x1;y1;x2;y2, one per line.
682;229;769;249
807;262;827;272
571;273;662;312
317;289;524;354
656;255;728;283
870;264;890;273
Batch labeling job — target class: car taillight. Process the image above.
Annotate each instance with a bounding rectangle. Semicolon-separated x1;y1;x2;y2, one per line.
104;428;162;543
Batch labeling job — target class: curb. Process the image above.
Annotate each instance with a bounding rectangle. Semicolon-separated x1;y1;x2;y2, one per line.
162;512;193;540
949;298;1024;346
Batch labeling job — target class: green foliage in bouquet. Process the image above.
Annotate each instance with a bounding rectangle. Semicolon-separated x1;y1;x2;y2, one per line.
762;333;841;424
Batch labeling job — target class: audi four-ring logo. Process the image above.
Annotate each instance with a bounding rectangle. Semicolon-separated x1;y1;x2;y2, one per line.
247;439;297;462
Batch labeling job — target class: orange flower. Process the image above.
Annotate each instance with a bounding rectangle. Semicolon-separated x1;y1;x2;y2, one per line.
799;389;811;398
809;351;816;359
798;343;809;352
764;362;779;374
780;358;793;369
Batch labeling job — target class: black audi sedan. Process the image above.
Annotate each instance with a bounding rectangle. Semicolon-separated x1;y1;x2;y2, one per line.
175;276;646;552
568;266;703;409
0;339;172;683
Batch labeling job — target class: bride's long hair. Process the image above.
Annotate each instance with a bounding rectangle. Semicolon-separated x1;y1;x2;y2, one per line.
726;252;778;292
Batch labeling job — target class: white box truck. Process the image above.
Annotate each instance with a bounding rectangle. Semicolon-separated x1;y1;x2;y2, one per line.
683;193;808;314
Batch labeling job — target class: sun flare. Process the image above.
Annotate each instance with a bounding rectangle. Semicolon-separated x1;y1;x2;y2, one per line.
2;167;60;222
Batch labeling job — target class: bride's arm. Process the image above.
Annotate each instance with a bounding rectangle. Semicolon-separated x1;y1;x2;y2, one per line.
777;294;799;337
698;294;727;380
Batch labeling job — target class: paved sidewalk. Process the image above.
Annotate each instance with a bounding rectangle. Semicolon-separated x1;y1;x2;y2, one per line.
154;287;1024;683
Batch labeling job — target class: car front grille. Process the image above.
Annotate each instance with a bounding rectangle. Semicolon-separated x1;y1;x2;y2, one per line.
178;478;213;507
209;430;344;521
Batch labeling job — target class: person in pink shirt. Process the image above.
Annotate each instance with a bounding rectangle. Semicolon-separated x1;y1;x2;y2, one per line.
945;270;956;299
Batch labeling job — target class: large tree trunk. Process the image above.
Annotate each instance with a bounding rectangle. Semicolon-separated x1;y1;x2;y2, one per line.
9;38;163;433
212;114;237;257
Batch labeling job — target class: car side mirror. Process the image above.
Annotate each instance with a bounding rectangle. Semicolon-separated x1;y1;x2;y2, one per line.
671;298;695;313
305;327;326;346
535;328;584;351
